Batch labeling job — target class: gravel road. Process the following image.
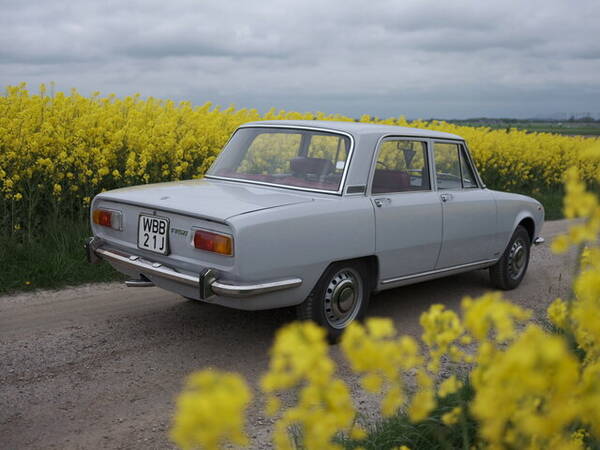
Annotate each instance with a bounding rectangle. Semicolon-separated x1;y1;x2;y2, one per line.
0;219;577;449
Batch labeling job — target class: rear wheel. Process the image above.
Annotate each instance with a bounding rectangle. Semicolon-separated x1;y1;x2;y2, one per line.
489;225;531;290
297;261;371;342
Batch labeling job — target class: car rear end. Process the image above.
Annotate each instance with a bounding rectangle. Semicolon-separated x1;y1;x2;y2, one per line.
87;196;238;301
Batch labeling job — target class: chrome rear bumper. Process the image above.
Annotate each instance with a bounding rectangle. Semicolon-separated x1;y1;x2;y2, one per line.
85;237;302;299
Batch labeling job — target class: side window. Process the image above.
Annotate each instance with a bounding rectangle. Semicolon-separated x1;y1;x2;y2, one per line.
459;147;478;188
372;140;430;194
434;142;462;190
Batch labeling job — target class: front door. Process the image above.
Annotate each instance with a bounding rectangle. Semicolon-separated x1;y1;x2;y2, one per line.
371;138;443;281
433;141;497;268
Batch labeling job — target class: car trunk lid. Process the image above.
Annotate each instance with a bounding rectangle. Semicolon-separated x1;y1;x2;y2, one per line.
95;178;314;222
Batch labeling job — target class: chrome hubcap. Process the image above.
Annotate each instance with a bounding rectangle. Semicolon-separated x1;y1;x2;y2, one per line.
324;269;362;329
508;239;527;280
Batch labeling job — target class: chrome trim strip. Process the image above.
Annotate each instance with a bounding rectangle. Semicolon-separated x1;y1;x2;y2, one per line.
381;259;497;285
205;124;356;196
125;279;155;287
533;237;545;245
205;175;344;196
90;238;302;298
211;278;303;297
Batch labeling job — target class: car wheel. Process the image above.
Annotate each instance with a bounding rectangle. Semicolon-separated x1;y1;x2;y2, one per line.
489;225;531;290
297;261;371;342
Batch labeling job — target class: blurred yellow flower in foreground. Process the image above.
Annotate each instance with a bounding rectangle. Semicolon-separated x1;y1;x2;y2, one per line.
170;370;252;450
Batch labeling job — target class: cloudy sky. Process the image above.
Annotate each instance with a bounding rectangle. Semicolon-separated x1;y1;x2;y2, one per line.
2;0;599;119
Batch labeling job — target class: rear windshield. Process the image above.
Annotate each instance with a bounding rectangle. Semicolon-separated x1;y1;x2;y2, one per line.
206;127;352;192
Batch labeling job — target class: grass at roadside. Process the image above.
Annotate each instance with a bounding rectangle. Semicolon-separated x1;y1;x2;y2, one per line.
340;382;477;450
0;219;123;295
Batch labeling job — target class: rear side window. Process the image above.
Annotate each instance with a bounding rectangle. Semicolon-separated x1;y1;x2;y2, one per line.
434;142;479;189
372;140;430;194
434;142;462;190
459;147;477;188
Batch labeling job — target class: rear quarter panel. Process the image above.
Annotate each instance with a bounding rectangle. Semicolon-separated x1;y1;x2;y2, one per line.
228;195;376;307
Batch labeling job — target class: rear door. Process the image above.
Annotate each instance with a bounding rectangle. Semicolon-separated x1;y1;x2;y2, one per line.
433;141;497;268
370;138;443;282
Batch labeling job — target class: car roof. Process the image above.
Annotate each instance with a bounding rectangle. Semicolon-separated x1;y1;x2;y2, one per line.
240;120;463;140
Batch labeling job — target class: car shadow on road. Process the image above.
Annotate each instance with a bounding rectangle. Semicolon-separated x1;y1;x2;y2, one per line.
119;268;492;356
368;269;492;334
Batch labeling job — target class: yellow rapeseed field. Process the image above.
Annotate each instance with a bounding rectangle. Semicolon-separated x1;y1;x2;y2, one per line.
1;83;599;238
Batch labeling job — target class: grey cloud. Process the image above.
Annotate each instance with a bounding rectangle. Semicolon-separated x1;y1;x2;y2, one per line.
1;0;600;118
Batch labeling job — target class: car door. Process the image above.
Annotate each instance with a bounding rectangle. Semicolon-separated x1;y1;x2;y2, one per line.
433;141;497;268
370;138;443;282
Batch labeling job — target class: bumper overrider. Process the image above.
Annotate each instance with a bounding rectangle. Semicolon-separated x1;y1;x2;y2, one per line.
85;237;302;300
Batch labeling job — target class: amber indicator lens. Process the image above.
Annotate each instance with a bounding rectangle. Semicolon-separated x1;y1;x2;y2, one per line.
92;209;122;230
193;230;233;256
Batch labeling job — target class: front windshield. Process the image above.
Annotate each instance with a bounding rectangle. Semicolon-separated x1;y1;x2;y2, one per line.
206;127;352;192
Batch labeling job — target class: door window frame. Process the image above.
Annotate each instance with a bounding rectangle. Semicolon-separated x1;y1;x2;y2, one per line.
431;139;484;191
367;136;435;196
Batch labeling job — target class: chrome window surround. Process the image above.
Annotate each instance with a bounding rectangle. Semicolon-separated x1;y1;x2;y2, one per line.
367;136;433;196
366;135;437;196
204;124;355;196
430;139;486;191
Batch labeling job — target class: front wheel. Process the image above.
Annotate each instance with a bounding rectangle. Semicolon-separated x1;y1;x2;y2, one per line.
297;261;371;342
489;225;531;290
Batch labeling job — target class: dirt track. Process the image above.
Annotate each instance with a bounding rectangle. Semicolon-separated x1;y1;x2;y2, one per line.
0;220;577;449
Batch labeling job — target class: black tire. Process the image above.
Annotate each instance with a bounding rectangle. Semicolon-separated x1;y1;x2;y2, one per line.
489;225;531;290
297;260;371;342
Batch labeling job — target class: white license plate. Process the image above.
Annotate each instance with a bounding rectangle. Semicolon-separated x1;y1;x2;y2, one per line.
138;215;170;255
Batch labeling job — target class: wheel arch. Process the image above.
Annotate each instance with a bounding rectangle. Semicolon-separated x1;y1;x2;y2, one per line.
518;216;535;243
321;255;379;293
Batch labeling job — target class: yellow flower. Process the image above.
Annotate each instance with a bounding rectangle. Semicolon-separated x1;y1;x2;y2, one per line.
408;369;435;422
350;426;367;440
262;322;356;449
438;375;462;398
551;235;570;254
547;298;568;329
442;406;462;425
471;325;580;448
170;369;252;450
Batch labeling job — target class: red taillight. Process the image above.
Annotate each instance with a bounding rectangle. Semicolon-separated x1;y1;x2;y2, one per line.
92;209;122;230
193;229;233;256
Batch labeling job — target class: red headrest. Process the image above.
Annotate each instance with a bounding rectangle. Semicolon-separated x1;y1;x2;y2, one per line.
290;157;334;176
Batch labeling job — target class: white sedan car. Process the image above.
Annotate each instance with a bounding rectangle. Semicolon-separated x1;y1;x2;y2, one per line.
87;120;544;338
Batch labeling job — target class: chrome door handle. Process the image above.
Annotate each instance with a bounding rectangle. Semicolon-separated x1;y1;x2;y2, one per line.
440;193;453;202
374;198;390;207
